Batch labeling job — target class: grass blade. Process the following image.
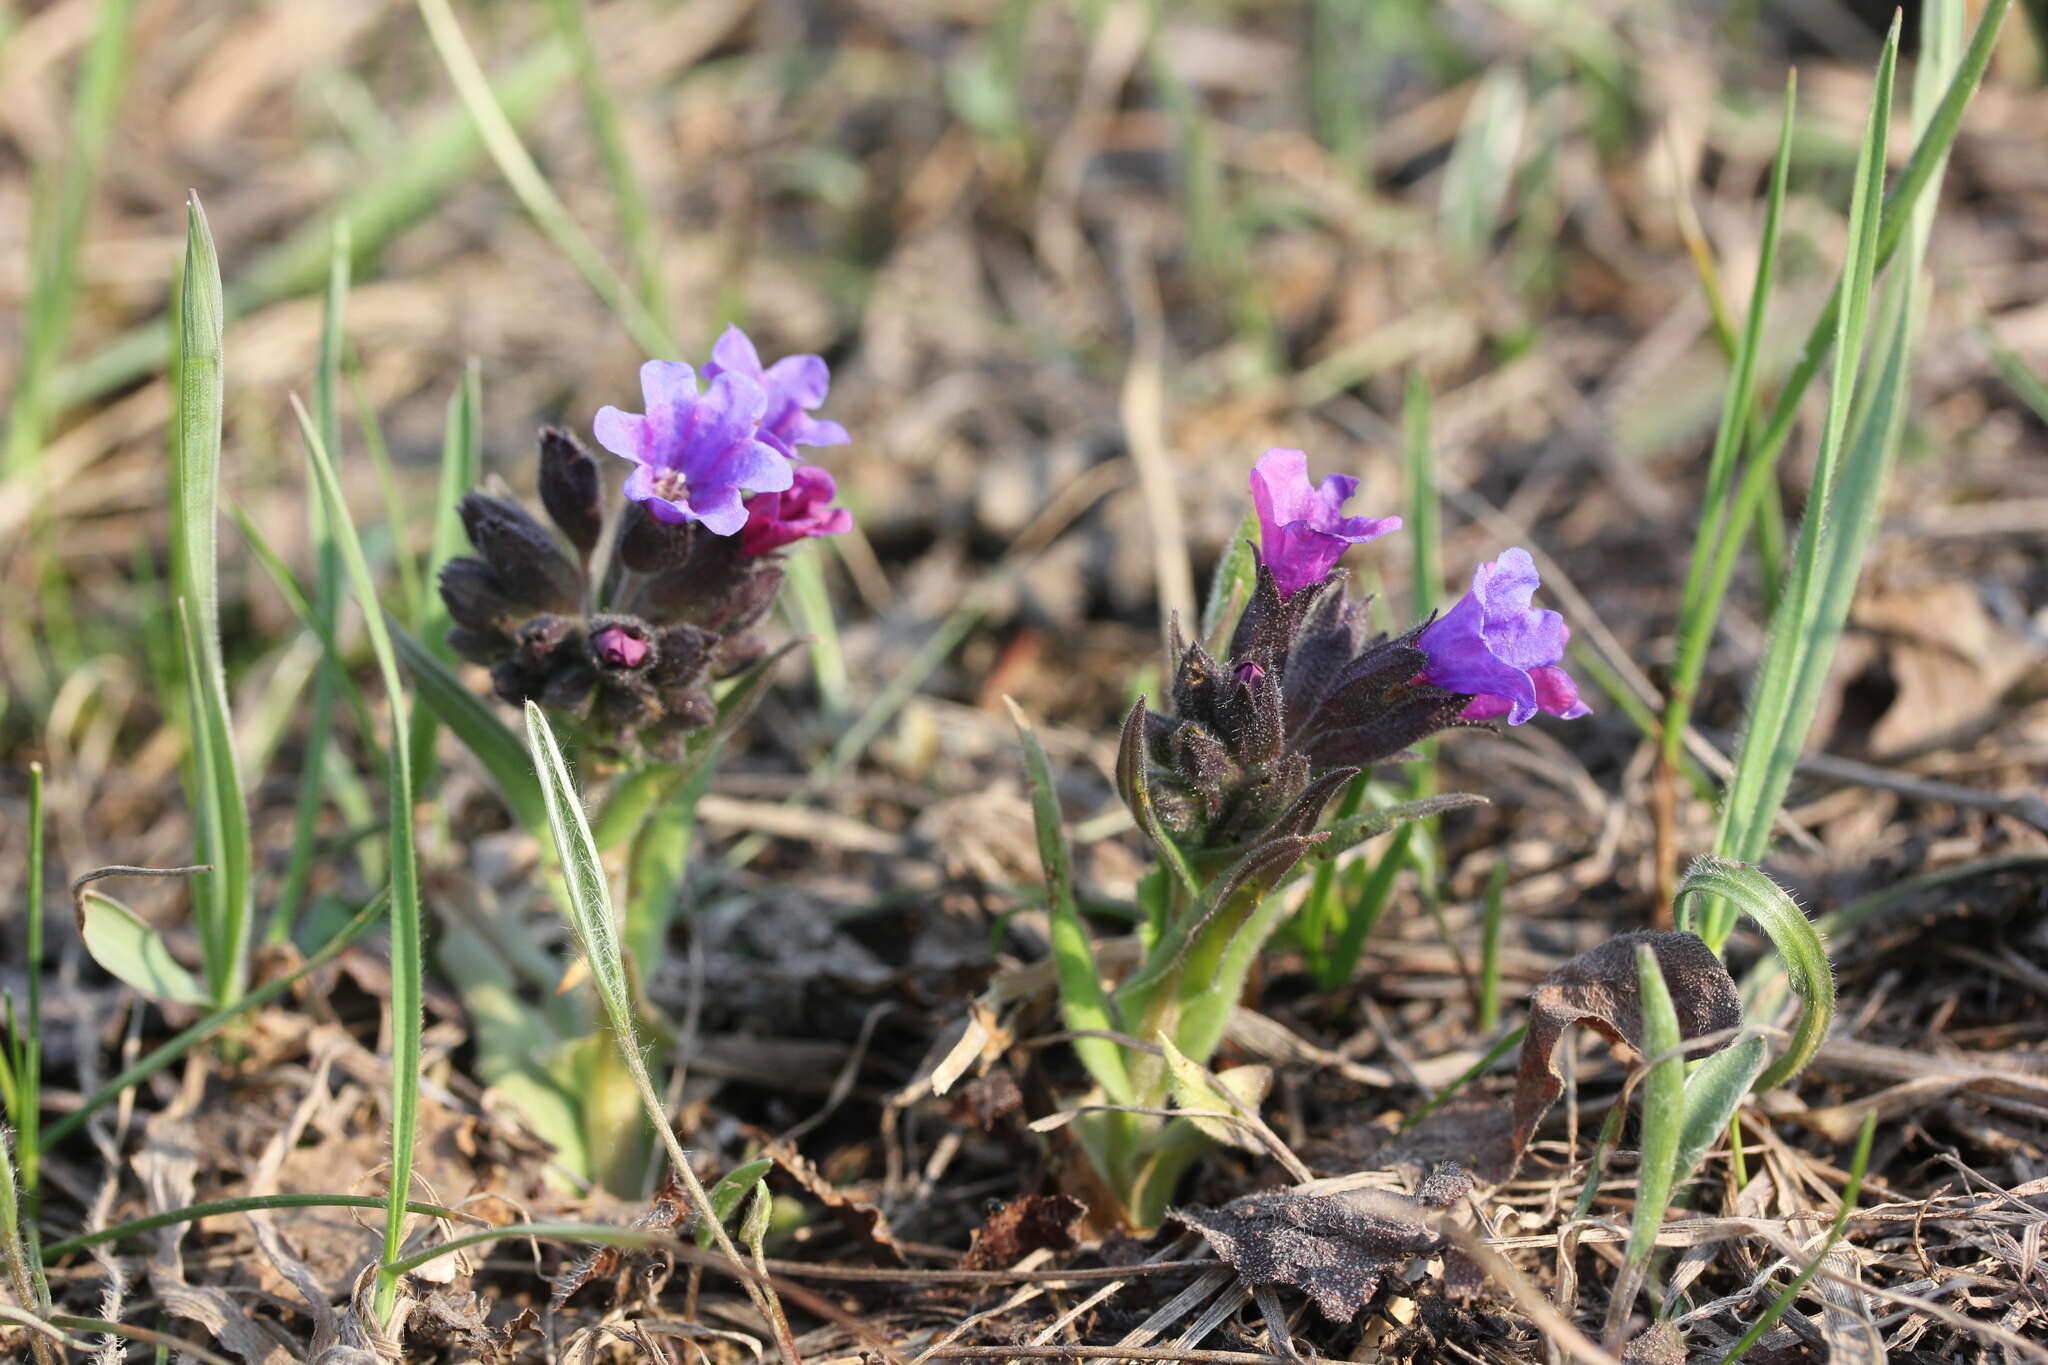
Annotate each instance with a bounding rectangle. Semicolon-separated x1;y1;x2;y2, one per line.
1005;699;1135;1106
408;363;485;792
0;0;134;479
523;703;800;1363
170;196;254;1006
1613;942;1685;1328
1199;509;1260;650
1676;858;1834;1092
45;894;387;1151
1714;1113;1875;1365
392;624;547;834
416;0;674;356
1662;73;1796;772
274;221;354;944
41;1193;473;1262
294;395;423;1327
16;763;45;1192
548;0;673;340
0;1122;53;1365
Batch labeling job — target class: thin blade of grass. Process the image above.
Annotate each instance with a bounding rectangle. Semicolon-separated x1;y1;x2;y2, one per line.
50;39;578;412
41;1194;475;1262
1613;943;1684;1330
548;0;673;339
1005;699;1135;1106
1663;73;1796;770
408;364;485;789
16;763;45;1192
1714;1113;1876;1365
0;1122;53;1365
0;0;134;478
522;704;799;1362
416;0;674;356
170;197;254;1006
1712;21;1899;915
392;625;547;834
294;395;423;1327
274;222;354;944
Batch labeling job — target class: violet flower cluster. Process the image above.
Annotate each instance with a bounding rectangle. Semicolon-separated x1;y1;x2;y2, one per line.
439;328;851;757
1132;448;1584;854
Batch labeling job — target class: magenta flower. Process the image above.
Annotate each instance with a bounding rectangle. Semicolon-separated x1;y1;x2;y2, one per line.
594;360;792;535
1416;548;1589;726
703;325;850;460
1249;449;1402;597
742;465;853;557
591;624;650;669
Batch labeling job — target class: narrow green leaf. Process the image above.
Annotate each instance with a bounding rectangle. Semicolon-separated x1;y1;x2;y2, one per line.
75;892;211;1008
523;703;796;1354
42;1193;472;1262
695;1158;775;1249
416;0;674;356
1676;858;1833;1091
294;395;423;1328
409;363;485;787
525;705;633;1032
1715;1113;1875;1365
392;624;546;834
46;892;387;1149
1441;67;1527;268
1625;943;1685;1275
1672;1035;1767;1192
1317;821;1416;992
1664;72;1796;767
275;221;354;944
1006;699;1133;1106
170;198;253;1005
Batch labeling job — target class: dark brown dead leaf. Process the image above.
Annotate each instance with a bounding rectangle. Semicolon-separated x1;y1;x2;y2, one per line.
1621;1320;1688;1365
950;1068;1025;1132
1170;1164;1470;1323
759;1138;908;1266
961;1193;1087;1270
1482;930;1741;1181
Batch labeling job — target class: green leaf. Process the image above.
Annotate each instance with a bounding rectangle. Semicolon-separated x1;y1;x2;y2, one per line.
391;623;546;834
1672;1035;1767;1192
1625;943;1685;1275
697;1157;775;1248
76;892;210;1008
1006;698;1133;1106
294;395;423;1328
1305;793;1485;864
1441;66;1526;268
526;705;634;1035
170;198;252;1006
1676;858;1833;1092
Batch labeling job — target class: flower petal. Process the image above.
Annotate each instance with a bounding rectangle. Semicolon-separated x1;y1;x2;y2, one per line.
693;484;749;537
593;407;649;462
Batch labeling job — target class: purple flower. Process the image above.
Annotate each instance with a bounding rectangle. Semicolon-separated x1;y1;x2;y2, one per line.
1416;548;1589;726
1249;448;1402;597
703;325;850;460
741;465;853;557
594;360;792;535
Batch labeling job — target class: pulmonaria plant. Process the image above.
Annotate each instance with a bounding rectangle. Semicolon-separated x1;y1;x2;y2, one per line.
440;330;851;762
1020;448;1586;1228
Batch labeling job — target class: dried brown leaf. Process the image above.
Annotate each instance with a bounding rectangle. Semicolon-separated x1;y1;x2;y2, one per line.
1170;1164;1471;1323
1483;931;1741;1181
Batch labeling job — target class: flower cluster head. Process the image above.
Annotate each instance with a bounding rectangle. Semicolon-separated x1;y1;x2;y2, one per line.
439;329;851;757
1123;450;1585;854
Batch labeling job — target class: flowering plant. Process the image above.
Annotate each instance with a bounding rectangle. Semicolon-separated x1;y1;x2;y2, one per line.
426;328;849;1190
1015;448;1584;1227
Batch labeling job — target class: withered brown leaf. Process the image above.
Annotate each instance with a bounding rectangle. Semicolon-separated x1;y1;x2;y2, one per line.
1170;1164;1472;1323
1485;930;1741;1181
